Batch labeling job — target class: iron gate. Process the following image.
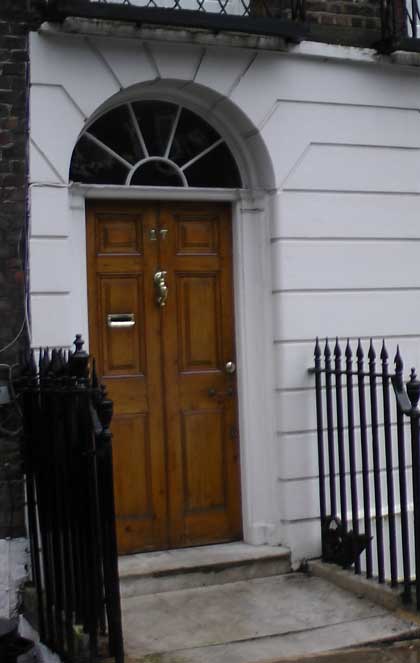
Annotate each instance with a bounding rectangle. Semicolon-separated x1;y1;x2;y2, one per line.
19;335;124;663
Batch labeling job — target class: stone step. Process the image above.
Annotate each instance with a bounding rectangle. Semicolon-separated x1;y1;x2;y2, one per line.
118;542;291;598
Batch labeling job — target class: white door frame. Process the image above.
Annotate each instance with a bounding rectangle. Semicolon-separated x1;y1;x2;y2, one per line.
69;182;281;546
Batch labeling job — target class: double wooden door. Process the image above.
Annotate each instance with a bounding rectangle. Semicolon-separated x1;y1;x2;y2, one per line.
87;201;242;554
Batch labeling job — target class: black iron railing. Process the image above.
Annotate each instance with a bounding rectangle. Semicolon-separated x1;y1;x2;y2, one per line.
312;338;420;609
380;0;417;50
33;0;420;52
19;335;124;663
34;0;308;40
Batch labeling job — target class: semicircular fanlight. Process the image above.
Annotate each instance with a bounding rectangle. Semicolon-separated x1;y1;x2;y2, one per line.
70;101;242;189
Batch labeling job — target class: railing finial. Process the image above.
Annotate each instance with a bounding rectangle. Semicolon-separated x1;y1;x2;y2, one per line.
69;334;89;381
407;368;420;410
345;338;352;360
394;345;403;374
380;339;388;362
334;337;341;358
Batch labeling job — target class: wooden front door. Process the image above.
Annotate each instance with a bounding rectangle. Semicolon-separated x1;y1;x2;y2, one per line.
87;201;242;554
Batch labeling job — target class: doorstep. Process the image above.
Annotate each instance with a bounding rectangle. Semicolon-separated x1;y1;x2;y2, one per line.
118;542;291;598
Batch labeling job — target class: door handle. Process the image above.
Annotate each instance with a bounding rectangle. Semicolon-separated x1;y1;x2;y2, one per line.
107;313;135;328
154;271;168;307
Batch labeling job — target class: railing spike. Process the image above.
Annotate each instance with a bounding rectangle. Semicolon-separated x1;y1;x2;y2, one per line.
324;338;331;358
368;339;376;361
50;348;61;376
40;347;51;377
315;337;321;358
356;338;364;360
380;339;388;362
29;349;37;377
57;348;65;370
345;338;352;360
334;337;341;358
395;345;404;373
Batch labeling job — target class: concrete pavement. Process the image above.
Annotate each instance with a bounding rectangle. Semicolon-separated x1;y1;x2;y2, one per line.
121;573;420;663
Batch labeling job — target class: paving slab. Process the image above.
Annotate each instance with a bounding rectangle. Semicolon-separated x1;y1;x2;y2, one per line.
122;573;420;662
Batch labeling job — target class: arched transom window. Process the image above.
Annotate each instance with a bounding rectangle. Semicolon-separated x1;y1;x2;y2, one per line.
70;101;242;188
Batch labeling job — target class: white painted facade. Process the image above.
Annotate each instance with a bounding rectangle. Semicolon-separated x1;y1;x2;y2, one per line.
26;23;420;565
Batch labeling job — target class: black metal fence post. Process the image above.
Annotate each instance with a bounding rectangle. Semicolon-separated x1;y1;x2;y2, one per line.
394;347;411;603
380;341;398;587
368;341;385;583
324;339;337;520
406;369;420;609
314;339;326;559
356;340;373;578
345;340;360;574
334;339;347;530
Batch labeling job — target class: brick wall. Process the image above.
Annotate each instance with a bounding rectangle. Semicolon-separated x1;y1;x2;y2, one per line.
306;0;381;31
0;0;30;540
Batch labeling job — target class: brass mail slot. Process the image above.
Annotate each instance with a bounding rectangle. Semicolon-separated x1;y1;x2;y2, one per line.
107;313;135;328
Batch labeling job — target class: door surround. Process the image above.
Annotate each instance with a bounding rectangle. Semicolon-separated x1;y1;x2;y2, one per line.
70;184;280;547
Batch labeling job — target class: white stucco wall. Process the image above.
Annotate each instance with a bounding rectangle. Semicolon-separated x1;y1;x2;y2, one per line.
28;26;420;563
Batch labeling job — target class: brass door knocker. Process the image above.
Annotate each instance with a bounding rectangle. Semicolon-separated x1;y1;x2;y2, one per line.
154;271;168;307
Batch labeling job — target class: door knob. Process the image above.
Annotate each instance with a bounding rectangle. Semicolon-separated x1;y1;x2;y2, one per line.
225;361;236;374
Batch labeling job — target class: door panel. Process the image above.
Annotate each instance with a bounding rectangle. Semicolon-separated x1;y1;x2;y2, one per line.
99;275;145;375
96;214;143;255
112;413;153;518
177;274;222;371
181;409;226;512
87;201;242;553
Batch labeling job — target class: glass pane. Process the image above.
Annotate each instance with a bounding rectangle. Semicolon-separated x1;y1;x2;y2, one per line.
130;160;184;187
184;143;241;188
70;135;129;184
169;108;220;166
132;101;178;157
88;105;143;164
